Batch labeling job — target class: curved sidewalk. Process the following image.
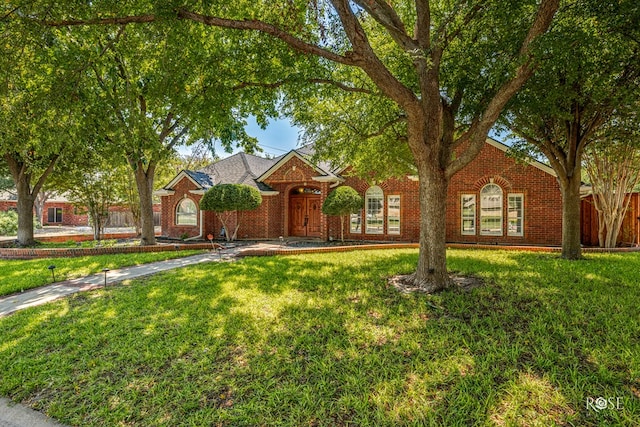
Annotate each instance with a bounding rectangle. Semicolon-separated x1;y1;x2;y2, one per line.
0;250;237;318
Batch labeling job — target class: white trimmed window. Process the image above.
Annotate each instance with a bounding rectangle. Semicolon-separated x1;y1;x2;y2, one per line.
480;184;503;236
461;194;476;235
365;186;384;234
350;212;361;233
508;194;524;236
387;195;401;235
176;198;197;226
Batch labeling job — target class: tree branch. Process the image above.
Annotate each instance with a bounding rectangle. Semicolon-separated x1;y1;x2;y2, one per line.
446;0;559;178
436;1;487;49
233;78;375;94
43;14;156;26
175;8;359;67
329;0;420;110
414;0;431;49
352;0;418;51
362;115;406;139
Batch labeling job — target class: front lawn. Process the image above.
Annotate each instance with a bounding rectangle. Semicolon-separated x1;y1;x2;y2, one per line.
0;249;638;426
0;250;205;296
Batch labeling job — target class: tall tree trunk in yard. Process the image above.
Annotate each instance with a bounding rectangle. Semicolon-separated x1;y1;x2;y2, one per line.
16;187;36;246
414;165;451;290
131;159;157;246
559;171;583;259
4;153;59;246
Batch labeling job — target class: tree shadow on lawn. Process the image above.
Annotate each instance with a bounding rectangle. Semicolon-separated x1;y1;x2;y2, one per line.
0;249;638;426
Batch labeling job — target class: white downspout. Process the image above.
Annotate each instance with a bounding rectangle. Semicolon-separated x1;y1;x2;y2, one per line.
185;209;204;241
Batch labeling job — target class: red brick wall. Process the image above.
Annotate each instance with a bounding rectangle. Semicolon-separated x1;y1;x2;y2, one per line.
446;143;562;245
0;201;90;226
2;200;150;228
41;202;89;226
161;178;203;239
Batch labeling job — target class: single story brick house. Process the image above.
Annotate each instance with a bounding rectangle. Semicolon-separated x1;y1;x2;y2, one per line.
0;192;161;228
156;138;564;246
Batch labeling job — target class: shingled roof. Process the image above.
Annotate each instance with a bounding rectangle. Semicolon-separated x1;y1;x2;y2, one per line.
197;152;276;191
159;146;344;194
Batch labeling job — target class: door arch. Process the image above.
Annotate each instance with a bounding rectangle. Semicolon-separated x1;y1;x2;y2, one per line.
289;187;322;237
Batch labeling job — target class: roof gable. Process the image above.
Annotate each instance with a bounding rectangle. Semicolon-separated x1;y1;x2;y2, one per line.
161;170;204;191
257;150;339;182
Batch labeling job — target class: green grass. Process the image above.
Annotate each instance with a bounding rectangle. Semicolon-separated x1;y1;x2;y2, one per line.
0;249;638;426
0;250;205;296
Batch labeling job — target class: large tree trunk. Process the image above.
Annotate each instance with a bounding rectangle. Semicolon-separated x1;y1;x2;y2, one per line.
16;185;36;246
559;170;583;259
5;153;58;246
412;160;452;291
132;162;157;246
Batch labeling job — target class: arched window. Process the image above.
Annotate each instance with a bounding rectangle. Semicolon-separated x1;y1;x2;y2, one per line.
176;198;197;226
480;184;503;235
365;186;384;234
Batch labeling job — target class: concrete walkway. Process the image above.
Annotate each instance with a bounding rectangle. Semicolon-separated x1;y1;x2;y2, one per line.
0;249;241;318
0;398;66;427
0;239;370;427
0;246;248;427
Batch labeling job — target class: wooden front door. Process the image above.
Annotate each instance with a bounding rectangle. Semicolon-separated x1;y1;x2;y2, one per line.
290;195;322;237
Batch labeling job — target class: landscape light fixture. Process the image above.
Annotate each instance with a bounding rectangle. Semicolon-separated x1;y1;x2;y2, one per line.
102;268;110;287
47;265;56;282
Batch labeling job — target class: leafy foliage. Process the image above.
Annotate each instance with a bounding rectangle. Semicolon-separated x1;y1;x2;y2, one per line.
322;186;362;216
0;210;18;236
200;184;262;213
201;184;262;241
501;0;640;258
322;185;363;241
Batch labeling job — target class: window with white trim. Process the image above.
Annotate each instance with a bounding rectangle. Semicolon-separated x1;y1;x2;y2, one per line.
365;186;384;234
350;212;361;233
176;198;197;226
508;194;524;236
480;184;503;236
461;194;476;235
387;195;400;235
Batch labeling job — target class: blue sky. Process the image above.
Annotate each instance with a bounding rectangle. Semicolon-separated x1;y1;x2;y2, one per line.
194;116;514;160
212;116;302;159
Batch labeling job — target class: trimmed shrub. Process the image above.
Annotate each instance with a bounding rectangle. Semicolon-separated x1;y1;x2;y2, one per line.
0;210;18;236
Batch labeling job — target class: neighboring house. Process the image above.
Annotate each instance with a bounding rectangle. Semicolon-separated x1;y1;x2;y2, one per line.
0;192;161;228
0;192;88;226
581;193;640;247
157;139;564;246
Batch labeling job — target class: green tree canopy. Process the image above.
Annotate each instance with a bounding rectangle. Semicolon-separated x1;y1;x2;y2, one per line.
7;0;559;290
0;15;86;245
322;186;363;242
502;0;640;259
200;183;262;241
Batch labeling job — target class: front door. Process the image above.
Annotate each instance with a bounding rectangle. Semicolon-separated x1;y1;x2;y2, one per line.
290;195;322;237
